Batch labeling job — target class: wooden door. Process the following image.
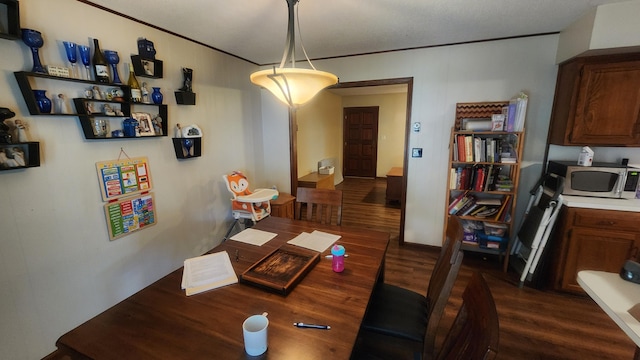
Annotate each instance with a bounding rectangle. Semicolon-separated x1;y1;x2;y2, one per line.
343;107;379;177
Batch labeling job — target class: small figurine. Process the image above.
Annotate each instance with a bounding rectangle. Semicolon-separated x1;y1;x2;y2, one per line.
114;109;124;116
180;68;193;92
0;107;16;144
152;114;163;135
174;123;182;138
85;102;94;114
14;119;29;142
53;94;69;114
92;86;102;100
103;104;115;116
141;82;150;103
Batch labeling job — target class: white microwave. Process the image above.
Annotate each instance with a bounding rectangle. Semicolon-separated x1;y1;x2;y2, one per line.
547;160;640;199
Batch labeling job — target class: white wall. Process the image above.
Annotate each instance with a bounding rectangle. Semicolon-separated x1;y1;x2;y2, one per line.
296;91;343;182
557;0;640;63
261;35;561;246
0;0;265;358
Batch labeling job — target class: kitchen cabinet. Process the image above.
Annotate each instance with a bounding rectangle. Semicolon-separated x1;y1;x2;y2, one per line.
548;207;640;294
548;52;640;146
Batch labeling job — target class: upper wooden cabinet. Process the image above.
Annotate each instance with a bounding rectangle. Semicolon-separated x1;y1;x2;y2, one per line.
548;52;640;146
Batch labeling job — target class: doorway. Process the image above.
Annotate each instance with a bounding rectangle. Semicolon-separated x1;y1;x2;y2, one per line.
343;106;379;178
289;77;413;244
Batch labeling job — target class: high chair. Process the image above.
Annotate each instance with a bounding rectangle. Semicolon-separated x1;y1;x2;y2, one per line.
222;171;278;241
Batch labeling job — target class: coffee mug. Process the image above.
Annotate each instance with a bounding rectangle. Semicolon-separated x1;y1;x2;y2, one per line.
242;312;268;356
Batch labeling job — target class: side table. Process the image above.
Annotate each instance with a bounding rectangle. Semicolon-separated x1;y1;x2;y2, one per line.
270;193;295;219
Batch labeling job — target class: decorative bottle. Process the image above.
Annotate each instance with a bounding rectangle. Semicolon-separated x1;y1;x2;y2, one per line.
128;63;142;103
331;245;345;273
92;39;109;84
32;89;52;114
151;87;163;104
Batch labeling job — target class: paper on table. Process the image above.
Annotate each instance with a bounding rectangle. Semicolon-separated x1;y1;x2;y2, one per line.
182;251;238;296
230;228;277;246
287;230;341;253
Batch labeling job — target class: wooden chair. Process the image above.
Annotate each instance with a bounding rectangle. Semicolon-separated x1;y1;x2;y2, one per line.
295;187;343;225
351;272;500;360
357;215;464;357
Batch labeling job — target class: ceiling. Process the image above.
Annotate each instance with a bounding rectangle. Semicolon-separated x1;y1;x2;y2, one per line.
85;0;627;66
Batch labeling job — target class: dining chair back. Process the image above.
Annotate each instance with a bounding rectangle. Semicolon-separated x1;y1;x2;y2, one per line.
295;187;343;225
434;272;499;360
350;271;500;360
359;215;464;357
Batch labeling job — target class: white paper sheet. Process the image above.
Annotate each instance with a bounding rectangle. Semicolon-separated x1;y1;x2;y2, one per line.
287;230;341;253
230;228;277;246
181;251;238;296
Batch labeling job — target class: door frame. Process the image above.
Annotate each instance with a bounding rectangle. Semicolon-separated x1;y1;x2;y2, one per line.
289;77;413;244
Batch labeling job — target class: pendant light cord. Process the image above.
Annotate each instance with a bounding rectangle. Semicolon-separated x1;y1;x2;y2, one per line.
278;0;316;70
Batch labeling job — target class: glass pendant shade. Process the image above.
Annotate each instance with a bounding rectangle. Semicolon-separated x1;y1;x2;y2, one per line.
251;67;338;107
250;0;338;108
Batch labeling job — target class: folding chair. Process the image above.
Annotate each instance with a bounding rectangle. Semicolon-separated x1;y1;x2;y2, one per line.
510;173;564;288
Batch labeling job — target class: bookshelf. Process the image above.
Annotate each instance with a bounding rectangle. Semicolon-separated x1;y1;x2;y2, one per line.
444;101;525;272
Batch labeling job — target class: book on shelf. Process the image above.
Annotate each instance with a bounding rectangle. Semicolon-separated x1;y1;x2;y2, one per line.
514;92;528;131
505;100;517;132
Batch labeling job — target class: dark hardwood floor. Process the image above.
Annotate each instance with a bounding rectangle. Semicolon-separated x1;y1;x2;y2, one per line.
337;177;636;360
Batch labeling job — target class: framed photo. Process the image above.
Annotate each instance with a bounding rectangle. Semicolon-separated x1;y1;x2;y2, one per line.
0;143;29;169
133;112;155;136
141;59;155;76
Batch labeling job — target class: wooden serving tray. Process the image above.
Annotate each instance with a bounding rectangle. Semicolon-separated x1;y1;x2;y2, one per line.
240;244;320;296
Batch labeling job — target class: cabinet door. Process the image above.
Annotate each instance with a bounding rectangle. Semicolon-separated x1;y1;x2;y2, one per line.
561;227;636;293
570;61;640;145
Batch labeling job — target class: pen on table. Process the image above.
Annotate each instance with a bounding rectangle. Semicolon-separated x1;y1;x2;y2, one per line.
235;249;239;262
293;322;331;330
325;254;349;258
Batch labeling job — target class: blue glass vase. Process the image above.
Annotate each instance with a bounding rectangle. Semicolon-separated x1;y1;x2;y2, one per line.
151;87;163;104
33;89;51;113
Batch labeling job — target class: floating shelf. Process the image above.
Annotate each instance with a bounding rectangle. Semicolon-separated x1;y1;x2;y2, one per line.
0;142;40;170
172;137;201;159
131;55;163;79
0;0;20;40
175;91;196;105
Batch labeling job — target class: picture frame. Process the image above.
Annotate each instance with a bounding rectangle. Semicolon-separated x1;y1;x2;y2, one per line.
0;143;29;169
132;112;155;136
141;59;155;76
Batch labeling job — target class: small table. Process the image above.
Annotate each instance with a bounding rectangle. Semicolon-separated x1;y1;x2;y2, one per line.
298;172;335;189
270;192;295;219
386;167;403;204
578;270;640;359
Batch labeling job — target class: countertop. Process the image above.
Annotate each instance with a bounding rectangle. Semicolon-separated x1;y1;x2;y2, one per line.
562;195;640;212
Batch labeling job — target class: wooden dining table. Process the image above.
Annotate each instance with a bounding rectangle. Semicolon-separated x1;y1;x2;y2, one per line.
55;216;390;359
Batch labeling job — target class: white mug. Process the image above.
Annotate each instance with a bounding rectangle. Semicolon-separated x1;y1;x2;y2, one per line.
242;312;268;356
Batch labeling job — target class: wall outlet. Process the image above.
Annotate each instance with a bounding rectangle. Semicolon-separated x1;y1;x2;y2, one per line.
412;148;423;158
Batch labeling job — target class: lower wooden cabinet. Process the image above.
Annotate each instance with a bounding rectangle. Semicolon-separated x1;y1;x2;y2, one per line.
549;207;640;294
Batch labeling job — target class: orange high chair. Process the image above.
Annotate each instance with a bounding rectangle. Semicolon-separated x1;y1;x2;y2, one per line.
222;171;278;241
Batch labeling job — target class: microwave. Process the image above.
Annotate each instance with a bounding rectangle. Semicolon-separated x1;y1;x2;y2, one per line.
547;160;640;199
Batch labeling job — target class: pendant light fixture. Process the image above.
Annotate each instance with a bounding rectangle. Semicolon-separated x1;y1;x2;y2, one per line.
250;0;338;108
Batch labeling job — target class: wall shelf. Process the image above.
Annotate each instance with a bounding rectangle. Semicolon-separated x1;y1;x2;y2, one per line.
172;137;201;158
0;141;40;170
131;55;163;79
14;71;169;140
0;0;20;40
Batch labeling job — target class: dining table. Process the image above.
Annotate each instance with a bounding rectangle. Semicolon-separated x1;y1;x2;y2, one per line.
577;270;640;360
54;216;390;359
